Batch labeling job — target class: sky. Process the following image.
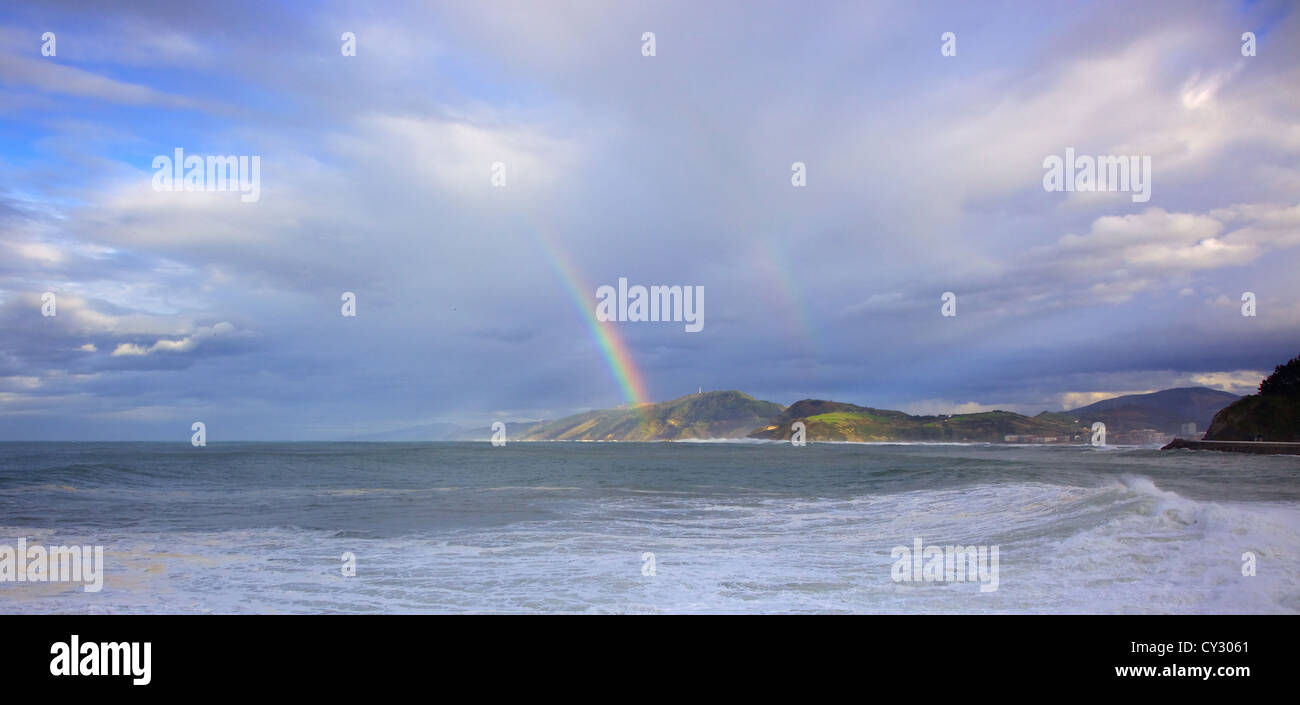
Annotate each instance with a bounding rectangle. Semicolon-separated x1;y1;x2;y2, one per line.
0;0;1297;440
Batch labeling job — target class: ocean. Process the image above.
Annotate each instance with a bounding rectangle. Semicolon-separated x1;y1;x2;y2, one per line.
1;441;1297;614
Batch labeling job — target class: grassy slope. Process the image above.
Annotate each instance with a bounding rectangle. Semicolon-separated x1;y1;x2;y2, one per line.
749;401;1088;442
520;391;784;441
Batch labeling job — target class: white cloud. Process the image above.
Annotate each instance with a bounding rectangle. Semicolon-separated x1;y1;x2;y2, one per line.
1060;390;1156;409
12;242;63;264
110;322;239;356
1032;203;1300;303
332;113;582;203
1187;370;1264;395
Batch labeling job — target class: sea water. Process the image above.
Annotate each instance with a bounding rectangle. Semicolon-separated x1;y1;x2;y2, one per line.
1;441;1296;614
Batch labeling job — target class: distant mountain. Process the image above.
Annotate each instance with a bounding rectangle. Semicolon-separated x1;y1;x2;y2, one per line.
520;390;783;441
1205;355;1300;441
1048;387;1240;435
352;386;1243;444
748;399;1089;442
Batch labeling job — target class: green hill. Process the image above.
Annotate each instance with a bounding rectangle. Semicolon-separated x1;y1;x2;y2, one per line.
519;390;784;441
413;385;1246;444
748;399;1089;442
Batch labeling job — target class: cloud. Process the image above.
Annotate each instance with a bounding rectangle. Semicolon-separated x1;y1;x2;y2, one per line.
1060;390;1157;410
987;202;1300;306
109;321;240;357
0;0;1298;439
1187;370;1266;395
332;113;582;203
0;52;210;110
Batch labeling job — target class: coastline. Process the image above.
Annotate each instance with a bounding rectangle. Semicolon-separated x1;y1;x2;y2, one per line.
1161;439;1300;455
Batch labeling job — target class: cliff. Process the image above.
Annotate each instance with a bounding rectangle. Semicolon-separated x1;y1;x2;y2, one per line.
1203;354;1300;442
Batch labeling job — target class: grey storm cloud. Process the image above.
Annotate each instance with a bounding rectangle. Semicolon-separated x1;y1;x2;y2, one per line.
0;0;1297;439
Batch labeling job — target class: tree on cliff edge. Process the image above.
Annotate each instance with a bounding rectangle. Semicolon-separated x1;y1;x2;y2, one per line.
1204;353;1300;441
1259;354;1300;399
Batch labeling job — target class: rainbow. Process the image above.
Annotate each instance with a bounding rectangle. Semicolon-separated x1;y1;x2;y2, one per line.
533;230;652;409
752;237;817;351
